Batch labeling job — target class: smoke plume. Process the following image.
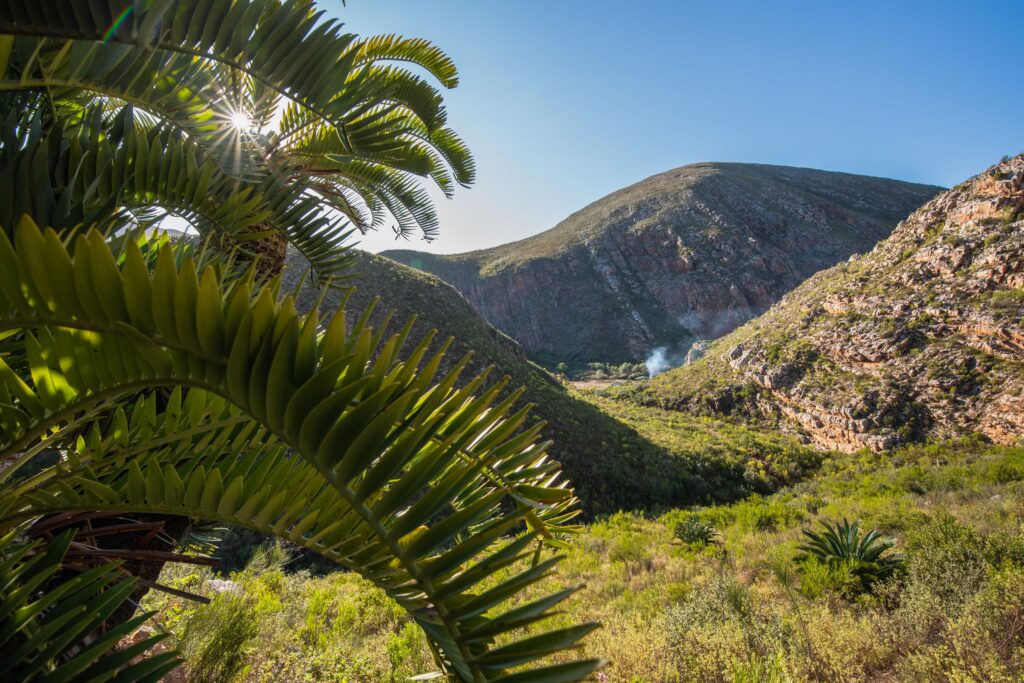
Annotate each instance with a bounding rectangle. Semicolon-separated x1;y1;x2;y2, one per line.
645;347;683;377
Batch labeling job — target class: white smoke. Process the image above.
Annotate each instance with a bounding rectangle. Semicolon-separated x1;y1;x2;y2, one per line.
645;347;678;377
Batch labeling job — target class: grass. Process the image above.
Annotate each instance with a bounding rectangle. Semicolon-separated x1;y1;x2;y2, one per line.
574;388;822;496
144;438;1024;682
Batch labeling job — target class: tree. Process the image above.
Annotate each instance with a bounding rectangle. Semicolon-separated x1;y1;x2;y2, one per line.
0;0;474;275
0;2;603;681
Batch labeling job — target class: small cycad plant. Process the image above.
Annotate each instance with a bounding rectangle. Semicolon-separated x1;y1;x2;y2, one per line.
797;518;902;592
674;515;719;546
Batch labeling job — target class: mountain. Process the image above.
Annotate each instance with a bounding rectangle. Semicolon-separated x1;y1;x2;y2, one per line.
640;154;1024;452
384;163;941;368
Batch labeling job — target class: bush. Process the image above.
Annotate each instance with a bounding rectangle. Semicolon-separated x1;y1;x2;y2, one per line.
179;591;260;683
177;543;293;682
665;577;787;681
904;514;989;605
897;566;1024;681
798;557;862;600
732;655;788;683
700;496;805;533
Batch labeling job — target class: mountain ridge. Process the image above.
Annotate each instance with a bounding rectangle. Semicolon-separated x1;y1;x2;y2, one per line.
384;162;942;367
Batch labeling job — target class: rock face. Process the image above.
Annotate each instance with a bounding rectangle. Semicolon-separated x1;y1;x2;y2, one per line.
646;155;1024;452
384;163;940;367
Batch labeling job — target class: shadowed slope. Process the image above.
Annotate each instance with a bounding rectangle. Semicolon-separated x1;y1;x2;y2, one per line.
283;250;820;514
283;250;692;514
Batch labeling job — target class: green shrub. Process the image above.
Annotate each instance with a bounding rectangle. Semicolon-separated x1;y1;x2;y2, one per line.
700;496;805;533
731;654;788;683
665;577;787;681
798;557;862;600
177;544;297;682
179;591;260;683
608;533;650;564
904;514;989;605
987;458;1024;484
897;566;1024;681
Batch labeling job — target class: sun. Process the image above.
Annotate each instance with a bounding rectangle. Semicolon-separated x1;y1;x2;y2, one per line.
229;109;254;132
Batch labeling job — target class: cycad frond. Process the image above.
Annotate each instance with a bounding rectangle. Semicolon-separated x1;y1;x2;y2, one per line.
798;518;902;590
354;34;461;89
0;98;359;278
0;1;361;136
0;219;602;682
0;528;181;682
0;0;476;263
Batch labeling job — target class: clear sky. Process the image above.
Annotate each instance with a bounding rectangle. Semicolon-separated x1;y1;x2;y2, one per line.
333;1;1024;254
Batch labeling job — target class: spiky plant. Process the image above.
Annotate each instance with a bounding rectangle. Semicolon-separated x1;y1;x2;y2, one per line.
0;2;603;681
673;515;718;546
797;518;902;591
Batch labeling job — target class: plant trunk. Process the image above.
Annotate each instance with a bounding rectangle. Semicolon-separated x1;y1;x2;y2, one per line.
248;229;289;277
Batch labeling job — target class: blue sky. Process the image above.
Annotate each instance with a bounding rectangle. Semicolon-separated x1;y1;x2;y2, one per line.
335;1;1024;254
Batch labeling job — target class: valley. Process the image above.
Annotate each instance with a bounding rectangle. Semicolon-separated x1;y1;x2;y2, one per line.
116;154;1024;683
4;4;1023;682
278;249;823;514
200;154;1024;681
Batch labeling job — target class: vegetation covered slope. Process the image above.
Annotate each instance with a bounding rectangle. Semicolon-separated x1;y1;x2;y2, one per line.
282;250;821;513
385;163;941;367
642;154;1024;452
146;439;1024;682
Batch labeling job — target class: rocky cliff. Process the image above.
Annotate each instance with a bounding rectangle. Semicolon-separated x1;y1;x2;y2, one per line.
643;155;1024;452
384;163;941;367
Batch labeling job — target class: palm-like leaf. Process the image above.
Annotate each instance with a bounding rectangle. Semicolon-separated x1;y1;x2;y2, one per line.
0;219;603;682
0;0;476;264
0;101;359;275
673;516;718;546
0;4;601;679
0;528;181;682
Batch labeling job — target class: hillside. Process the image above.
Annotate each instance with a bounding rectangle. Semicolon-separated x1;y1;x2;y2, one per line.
148;439;1024;681
384;163;941;367
279;250;818;514
640;154;1024;452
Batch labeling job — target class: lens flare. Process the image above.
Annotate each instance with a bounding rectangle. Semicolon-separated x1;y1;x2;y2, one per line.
102;7;132;43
